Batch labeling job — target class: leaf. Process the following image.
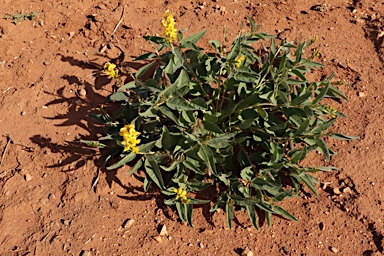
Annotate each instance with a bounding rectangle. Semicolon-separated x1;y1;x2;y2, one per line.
314;137;330;161
118;81;137;91
186;179;211;191
210;40;221;53
266;211;272;227
144;158;165;189
210;192;227;212
278;90;290;107
197;144;217;176
206;133;236;149
176;202;187;223
180;29;207;46
128;159;142;175
107;152;136;170
227;38;241;60
273;206;298;221
225;202;234;229
138;141;157;153
291;145;307;164
158;106;181;126
295;119;309;135
143;36;165;44
108;91;129;101
201;120;224;134
246;205;259;229
134;52;157;61
81;140;106;148
188;198;210;205
166;97;206;111
135;60;156;79
312;82;329;105
330;133;359;140
240;166;254;181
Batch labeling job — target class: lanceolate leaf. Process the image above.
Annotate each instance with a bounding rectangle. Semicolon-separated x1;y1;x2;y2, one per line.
144;158;165;190
107;152;136;170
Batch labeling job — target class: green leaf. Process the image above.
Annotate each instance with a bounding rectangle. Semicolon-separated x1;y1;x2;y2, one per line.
295;119;309;135
206;133;236;149
134;52;157;61
210;192;227;212
186;179;211;191
107;152;136;170
108;91;129;101
278;90;290;107
291;145;307;164
266;211;272;227
128;159;142;175
158;106;181;126
201;120;224;134
227;38;241;60
144;158;165;189
143;36;165;44
312;82;329;105
138;141;157;153
166;97;206;111
81;140;106;148
330;133;359;140
118;81;136;91
197;144;217;176
188;198;210;205
246;205;259;229
314;137;330;161
273;206;298;221
240;166;254;181
180;29;207;46
135;60;156;79
225;202;234;229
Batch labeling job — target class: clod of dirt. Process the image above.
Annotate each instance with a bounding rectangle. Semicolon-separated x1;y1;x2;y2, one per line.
330;246;339;253
242;249;254;256
24;173;32;181
199;242;204;248
358;92;366;97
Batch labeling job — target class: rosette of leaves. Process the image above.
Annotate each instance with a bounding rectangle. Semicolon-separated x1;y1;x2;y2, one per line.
84;18;356;228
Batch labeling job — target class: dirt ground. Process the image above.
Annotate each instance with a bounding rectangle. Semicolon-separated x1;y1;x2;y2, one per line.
0;0;383;255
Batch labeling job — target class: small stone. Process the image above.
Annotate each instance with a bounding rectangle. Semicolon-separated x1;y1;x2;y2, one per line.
153;235;162;243
199;242;204;248
333;187;341;195
80;251;92;256
24;173;32;181
123;219;135;229
358;92;366;97
330;246;338;253
242;249;254;256
21;111;26;116
43;61;50;66
342;187;352;194
38;19;44;26
159;224;168;236
63;219;71;226
4;190;10;196
68;31;75;40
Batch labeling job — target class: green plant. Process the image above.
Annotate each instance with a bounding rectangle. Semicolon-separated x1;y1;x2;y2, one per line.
84;12;356;228
4;12;38;24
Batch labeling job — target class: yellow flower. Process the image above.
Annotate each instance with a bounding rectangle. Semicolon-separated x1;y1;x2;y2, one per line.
161;10;177;43
235;55;245;68
120;124;141;153
173;187;190;204
104;62;119;79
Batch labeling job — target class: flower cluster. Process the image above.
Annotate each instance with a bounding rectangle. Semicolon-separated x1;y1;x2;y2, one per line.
173;187;190;204
161;10;177;43
235;55;245;68
104;62;119;79
119;124;140;154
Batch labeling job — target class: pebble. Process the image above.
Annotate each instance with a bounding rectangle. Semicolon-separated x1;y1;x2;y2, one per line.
342;187;352;194
79;88;87;97
358;92;366;97
199;242;204;248
333;187;341;195
159;224;168;236
21;111;26;116
80;251;92;256
330;246;338;253
242;249;254;256
123;219;135;229
43;61;50;66
153;235;162;243
24;173;32;181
